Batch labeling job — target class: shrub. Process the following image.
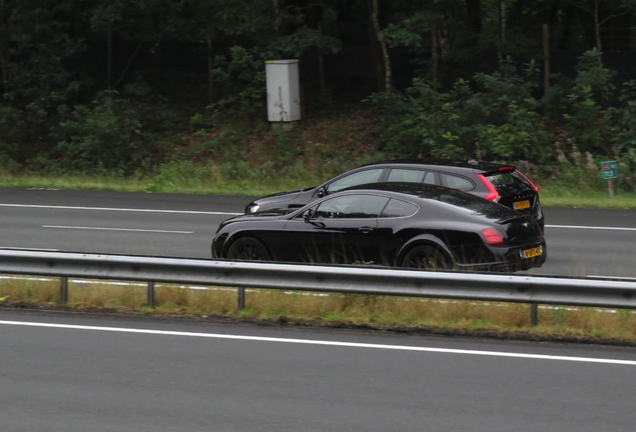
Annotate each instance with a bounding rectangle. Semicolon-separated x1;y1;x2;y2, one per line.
54;91;148;175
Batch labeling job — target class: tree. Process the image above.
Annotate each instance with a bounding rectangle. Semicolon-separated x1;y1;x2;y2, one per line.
569;0;636;62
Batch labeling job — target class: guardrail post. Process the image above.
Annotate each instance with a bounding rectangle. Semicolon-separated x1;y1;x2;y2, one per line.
530;303;539;326
238;287;245;312
60;277;68;305
147;282;155;308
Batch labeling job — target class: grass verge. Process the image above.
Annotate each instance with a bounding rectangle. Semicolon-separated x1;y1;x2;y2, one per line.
1;169;636;209
2;277;636;346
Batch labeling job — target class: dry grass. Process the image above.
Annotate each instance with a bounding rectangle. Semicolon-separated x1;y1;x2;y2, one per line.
1;276;636;344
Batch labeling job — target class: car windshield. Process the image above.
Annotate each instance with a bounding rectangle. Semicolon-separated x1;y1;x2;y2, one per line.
483;171;533;195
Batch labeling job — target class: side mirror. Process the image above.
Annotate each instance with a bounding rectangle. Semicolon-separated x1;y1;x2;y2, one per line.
316;187;326;198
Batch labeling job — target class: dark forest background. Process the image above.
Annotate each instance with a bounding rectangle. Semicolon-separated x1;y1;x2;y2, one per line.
2;0;636;192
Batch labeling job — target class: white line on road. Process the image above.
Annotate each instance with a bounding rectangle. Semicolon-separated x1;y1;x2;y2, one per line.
2;203;635;230
0;203;241;216
1;320;634;366
42;225;193;234
546;225;636;231
0;247;59;251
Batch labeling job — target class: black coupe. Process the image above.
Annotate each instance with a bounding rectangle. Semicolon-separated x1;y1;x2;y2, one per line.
213;183;546;272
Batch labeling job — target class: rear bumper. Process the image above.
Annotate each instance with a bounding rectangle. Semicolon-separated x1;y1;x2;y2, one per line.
456;241;547;272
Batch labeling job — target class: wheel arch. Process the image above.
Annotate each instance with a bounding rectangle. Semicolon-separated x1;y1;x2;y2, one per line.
397;234;455;267
222;232;270;258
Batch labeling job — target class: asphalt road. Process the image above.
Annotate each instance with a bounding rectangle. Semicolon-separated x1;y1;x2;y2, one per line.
0;187;635;278
1;310;636;432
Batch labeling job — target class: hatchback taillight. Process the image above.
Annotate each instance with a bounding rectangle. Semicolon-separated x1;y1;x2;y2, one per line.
476;174;501;202
481;228;507;247
517;170;539;192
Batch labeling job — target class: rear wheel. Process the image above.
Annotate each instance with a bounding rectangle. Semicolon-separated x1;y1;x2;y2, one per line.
401;245;451;270
227;237;271;261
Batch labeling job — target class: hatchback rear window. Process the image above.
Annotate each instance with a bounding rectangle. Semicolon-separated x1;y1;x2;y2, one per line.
483;171;534;195
439;173;474;191
421;190;506;214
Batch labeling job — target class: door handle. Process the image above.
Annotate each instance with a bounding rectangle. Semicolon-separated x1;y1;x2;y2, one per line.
358;227;373;233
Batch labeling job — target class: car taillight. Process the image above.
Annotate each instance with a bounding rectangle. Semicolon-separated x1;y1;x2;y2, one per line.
476;174;501;202
481;228;507;247
516;170;539;192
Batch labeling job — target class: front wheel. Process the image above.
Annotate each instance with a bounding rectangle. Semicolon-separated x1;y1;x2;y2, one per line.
401;245;451;270
227;237;271;261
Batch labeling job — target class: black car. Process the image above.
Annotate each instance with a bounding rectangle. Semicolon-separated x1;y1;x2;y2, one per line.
215;183;546;272
245;160;544;229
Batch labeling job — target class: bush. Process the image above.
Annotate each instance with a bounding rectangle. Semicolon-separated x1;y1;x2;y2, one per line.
367;61;549;163
54;91;149;175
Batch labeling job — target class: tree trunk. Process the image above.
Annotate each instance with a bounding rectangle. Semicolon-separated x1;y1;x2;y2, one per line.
207;33;215;102
106;22;113;87
464;0;482;47
114;41;144;89
543;23;550;97
431;22;439;83
317;21;327;96
497;0;506;70
369;0;392;92
0;0;10;86
593;0;602;62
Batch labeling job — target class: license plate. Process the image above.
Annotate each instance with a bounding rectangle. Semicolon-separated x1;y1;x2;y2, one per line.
523;247;542;259
514;200;531;210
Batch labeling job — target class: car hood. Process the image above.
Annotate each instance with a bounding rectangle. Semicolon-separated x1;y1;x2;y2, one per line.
252;187;315;205
224;210;291;223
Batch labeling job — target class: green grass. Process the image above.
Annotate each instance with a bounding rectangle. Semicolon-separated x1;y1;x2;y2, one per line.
2;169;636;209
540;185;636;209
1;278;636;345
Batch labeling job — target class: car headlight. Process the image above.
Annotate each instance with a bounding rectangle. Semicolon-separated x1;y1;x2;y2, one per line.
248;205;260;213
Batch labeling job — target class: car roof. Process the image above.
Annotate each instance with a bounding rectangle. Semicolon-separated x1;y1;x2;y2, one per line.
360;159;515;173
341;182;460;198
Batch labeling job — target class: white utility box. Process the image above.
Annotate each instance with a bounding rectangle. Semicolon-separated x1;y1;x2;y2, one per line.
265;60;300;124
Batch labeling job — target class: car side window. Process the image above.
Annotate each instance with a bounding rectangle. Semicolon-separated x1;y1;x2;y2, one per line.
440;173;475;191
380;199;419;218
312;194;389;219
422;171;437;185
387;169;425;183
326;169;384;193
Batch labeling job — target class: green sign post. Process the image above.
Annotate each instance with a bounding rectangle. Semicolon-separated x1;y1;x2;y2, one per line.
600;160;617;197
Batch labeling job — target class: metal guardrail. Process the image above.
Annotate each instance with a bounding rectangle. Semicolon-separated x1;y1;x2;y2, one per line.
0;249;635;326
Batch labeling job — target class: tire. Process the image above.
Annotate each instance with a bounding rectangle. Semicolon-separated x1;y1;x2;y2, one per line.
401;245;451;270
227;237;271;261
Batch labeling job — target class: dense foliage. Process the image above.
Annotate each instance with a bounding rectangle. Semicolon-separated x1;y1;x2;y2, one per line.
1;0;636;191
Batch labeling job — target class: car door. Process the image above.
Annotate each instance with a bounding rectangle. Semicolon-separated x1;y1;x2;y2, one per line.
282;194;389;264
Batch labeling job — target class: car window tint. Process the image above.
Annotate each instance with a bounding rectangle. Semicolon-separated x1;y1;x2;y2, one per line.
440;173;474;191
387;169;425;183
380;199;418;218
313;194;389;218
483;171;533;195
326;169;384;193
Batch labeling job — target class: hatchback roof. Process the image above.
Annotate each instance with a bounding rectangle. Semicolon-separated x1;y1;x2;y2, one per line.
361;159;515;173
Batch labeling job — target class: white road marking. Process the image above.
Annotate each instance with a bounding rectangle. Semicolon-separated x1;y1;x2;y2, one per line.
546;224;636;231
0;203;240;216
0;247;59;251
0;320;634;365
42;225;193;234
587;275;636;281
